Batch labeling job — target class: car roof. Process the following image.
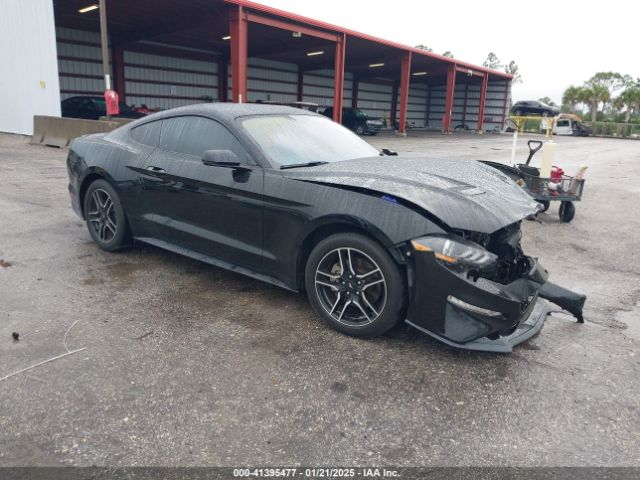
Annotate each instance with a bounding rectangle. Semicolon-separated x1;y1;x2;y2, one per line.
138;102;319;124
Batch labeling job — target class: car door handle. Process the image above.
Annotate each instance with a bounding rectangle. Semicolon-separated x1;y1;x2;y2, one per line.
146;166;166;173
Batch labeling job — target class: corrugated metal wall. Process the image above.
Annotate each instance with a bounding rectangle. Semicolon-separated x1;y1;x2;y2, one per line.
303;69;353;109
57;27;110;99
357;81;392;122
124;46;218;109
428;85;447;130
484;79;510;131
55;27;509;131
0;0;61;134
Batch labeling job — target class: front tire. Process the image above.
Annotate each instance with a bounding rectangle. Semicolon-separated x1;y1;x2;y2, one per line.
83;179;132;251
304;233;406;337
355;124;365;135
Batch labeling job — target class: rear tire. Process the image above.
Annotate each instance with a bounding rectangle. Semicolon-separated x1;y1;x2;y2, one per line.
304;233;406;337
83;179;132;251
514;109;523;116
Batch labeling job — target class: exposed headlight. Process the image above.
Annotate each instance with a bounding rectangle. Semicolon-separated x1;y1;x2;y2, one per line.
410;235;497;268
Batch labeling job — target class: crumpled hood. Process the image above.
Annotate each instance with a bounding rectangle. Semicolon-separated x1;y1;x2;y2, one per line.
282;156;539;233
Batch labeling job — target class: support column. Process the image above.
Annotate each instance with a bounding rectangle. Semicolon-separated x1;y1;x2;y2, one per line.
218;56;228;102
297;69;304;102
443;64;456;134
351;76;359;109
390;80;399;129
98;0;111;92
112;45;126;101
397;51;412;136
477;73;489;133
230;5;248;103
332;33;346;123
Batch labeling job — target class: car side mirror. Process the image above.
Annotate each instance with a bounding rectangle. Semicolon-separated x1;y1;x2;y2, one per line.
202;149;243;168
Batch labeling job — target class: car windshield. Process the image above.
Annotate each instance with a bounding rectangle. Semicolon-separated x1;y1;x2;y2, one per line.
240;114;380;167
352;109;368;118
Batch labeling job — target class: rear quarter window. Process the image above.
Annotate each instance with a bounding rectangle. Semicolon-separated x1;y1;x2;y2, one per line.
131;121;161;147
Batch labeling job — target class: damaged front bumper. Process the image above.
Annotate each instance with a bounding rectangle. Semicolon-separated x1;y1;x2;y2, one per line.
405;246;551;353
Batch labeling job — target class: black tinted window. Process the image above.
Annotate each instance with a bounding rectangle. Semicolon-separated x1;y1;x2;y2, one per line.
131;121;161;147
159;116;249;162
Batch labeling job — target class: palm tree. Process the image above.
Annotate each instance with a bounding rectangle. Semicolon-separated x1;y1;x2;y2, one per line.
562;85;586;113
581;84;610;122
616;87;640;122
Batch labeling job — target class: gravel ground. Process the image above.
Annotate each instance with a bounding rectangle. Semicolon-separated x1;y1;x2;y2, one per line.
0;130;639;467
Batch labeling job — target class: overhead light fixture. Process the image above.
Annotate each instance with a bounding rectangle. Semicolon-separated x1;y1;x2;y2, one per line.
292;32;302;38
306;51;324;57
369;63;385;68
222;35;231;40
412;71;428;76
78;4;99;13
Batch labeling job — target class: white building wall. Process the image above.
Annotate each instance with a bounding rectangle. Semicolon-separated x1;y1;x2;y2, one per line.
0;0;61;135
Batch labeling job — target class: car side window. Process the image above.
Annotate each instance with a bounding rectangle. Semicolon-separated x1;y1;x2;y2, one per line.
131;121;161;147
159;116;250;163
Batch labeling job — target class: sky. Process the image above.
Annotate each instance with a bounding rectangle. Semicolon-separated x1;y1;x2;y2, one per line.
253;0;637;104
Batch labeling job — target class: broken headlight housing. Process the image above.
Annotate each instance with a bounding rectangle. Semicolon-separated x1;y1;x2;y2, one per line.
411;235;497;269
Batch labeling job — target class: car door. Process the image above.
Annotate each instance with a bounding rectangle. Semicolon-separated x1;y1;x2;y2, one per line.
142;115;264;270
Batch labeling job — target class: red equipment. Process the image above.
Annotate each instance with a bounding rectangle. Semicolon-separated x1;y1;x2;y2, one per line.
104;90;119;116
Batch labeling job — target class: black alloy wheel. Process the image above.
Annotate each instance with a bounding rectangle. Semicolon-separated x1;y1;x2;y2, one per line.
84;179;132;251
305;233;405;337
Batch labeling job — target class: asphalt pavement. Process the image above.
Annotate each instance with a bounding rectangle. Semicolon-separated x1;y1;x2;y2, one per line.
1;131;639;467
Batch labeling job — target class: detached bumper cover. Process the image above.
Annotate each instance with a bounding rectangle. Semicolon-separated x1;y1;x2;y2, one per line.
406;250;550;352
407;299;549;353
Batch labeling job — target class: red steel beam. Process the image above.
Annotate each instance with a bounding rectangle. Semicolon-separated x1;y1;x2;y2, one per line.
112;44;126;101
397;51;411;135
443;64;456;134
230;5;248;103
332;33;346;124
227;1;512;80
455;65;484;77
477;73;488;133
245;12;339;42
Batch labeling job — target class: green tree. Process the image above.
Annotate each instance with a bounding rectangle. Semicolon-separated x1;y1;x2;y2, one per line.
562;85;587;113
615;87;640;122
442;51;454;58
582;84;610;122
415;44;433;52
504;60;522;84
483;52;501;70
585;72;625;115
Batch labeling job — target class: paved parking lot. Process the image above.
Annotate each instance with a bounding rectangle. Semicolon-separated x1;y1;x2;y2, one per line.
1;130;639;467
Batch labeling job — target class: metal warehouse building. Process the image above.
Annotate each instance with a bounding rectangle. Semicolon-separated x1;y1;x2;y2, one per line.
0;0;512;136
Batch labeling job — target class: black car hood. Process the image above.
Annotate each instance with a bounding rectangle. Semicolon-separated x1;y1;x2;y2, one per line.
283;156;539;233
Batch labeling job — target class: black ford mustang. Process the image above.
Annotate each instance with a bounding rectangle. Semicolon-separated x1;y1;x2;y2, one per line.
66;104;582;352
